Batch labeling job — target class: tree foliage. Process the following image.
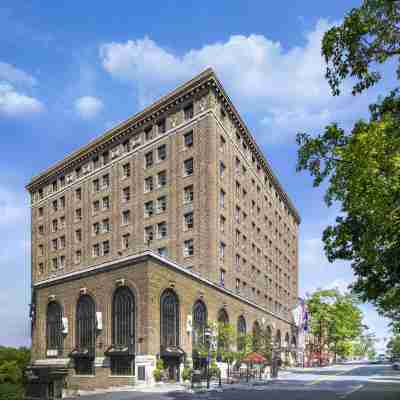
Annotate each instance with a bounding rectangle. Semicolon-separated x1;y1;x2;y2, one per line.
297;0;400;325
323;0;400;96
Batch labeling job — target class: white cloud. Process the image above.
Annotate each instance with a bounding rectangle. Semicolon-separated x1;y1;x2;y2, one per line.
74;95;104;119
0;81;44;116
99;19;375;143
0;61;37;85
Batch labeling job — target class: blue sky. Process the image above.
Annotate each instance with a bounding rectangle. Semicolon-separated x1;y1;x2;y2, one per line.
0;0;391;351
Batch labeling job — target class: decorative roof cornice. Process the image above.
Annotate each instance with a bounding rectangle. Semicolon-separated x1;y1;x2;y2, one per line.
26;68;300;223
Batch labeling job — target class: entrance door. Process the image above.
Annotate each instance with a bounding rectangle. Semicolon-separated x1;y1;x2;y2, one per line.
164;358;180;382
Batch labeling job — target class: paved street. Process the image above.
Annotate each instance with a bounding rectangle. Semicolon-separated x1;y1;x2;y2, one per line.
71;362;400;400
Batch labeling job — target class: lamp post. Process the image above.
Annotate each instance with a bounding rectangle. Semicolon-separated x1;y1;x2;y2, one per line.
270;339;279;378
204;327;212;389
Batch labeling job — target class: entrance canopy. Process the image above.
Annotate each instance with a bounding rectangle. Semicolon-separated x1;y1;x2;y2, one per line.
161;346;185;358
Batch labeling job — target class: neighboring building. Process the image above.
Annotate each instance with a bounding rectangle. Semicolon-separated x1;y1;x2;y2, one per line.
26;68;300;397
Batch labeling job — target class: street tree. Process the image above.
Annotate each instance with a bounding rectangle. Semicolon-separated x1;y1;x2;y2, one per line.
297;0;400;325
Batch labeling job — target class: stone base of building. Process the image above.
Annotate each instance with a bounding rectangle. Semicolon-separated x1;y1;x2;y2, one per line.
30;251;296;396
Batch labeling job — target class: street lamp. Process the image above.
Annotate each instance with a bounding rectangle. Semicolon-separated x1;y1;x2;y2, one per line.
270;339;279;378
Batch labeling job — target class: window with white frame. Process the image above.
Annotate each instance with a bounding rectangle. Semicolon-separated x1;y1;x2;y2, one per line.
157;119;166;134
219;242;226;260
144;200;154;218
52;257;58;270
183;239;194;257
102;218;110;233
122;233;130;250
219;161;226;179
183;212;193;231
103;151;109;165
102;174;110;189
122;187;130;203
145;126;153;141
93;178;100;193
93;222;100;236
220;190;225;209
144;226;154;243
52;219;58;232
183;158;194;176
75;229;82;243
122;163;131;178
184;185;194;204
144;176;153;192
102;240;110;256
60;216;65;229
184;103;193;120
145;151;153;168
220;269;225;286
156;196;167;213
122;210;131;225
102;196;110;210
184;131;193;148
52;238;58;251
93;200;100;213
157;144;167;162
220;215;226;233
75;250;82;264
59;255;65;269
60;236;66;249
157;171;167;188
52;199;58;212
157;222;167;239
158;247;168;257
93;243;100;257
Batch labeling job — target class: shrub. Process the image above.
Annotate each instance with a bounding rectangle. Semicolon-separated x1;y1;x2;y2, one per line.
181;367;192;382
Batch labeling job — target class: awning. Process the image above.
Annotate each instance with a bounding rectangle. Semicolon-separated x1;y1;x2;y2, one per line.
69;348;94;359
161;346;185;358
105;346;134;357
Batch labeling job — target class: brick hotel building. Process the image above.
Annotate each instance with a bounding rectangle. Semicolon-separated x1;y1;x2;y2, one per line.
26;69;300;397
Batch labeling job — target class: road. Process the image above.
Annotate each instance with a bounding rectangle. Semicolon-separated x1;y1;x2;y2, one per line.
72;363;400;400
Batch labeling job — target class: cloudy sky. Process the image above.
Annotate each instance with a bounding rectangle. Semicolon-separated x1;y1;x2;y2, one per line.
0;1;392;351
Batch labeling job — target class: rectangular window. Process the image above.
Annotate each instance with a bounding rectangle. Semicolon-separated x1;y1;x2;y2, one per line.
220;190;225;209
60;216;65;229
93;156;99;169
220;215;226;233
59;255;65;269
144;176;153;192
157;222;167;239
184;103;193;120
144;201;154;218
52;219;58;232
102;174;110;189
144;226;154;243
38;244;44;257
93;200;100;213
102;240;110;256
93;243;100;257
75;250;82;264
93;222;100;236
220;135;226;152
184;185;194;204
184;158;194;176
184;239;194;257
220;269;225;286
60;236;66;249
59;196;65;210
93;179;100;192
156;196;167;213
219;242;226;260
52;181;58;192
145;151;153;168
123;140;130;153
184;212;193;230
52;238;58;251
157;118;166;134
157;171;167;187
52;199;58;212
38;225;44;235
184;131;193;148
75;208;82;222
158;247;168;257
145;126;153;141
157;144;167;161
38;207;44;218
122;187;131;203
75;229;82;243
236;278;240;292
102;218;110;233
103;151;109;165
75;187;82;201
122;233;130;250
52;257;58;270
219;161;226;179
122;163;131;178
102;196;110;210
122;210;131;225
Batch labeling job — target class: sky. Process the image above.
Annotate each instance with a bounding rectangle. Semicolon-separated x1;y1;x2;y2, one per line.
0;0;392;352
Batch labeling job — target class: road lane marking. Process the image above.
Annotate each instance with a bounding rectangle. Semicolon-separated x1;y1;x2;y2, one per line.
305;367;356;386
338;384;364;399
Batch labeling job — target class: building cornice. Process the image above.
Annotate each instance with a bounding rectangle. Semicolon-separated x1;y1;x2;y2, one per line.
26;68;300;223
33;250;294;326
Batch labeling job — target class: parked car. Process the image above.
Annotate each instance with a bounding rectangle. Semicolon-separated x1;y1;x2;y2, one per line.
392;361;400;370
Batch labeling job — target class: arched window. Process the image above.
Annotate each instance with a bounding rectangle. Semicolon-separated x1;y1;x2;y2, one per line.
160;289;179;348
252;321;262;352
275;329;282;348
285;332;290;349
237;316;247;351
192;300;207;347
110;287;135;376
46;302;63;354
217;308;229;356
75;295;96;375
291;335;297;348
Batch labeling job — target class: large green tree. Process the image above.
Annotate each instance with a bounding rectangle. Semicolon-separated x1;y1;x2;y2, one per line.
297;0;400;326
